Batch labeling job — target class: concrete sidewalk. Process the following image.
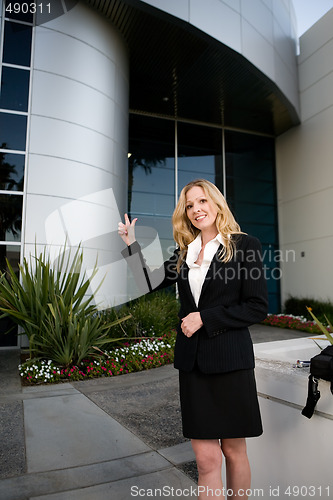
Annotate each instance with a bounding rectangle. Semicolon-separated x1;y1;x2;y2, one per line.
0;325;314;499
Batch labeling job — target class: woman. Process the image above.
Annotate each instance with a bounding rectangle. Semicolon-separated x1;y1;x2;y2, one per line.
118;179;268;500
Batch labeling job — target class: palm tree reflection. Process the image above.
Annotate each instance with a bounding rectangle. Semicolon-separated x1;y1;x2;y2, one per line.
0;144;23;271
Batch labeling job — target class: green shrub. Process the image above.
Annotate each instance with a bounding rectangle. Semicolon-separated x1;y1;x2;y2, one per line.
102;289;179;344
0;246;130;366
284;296;333;323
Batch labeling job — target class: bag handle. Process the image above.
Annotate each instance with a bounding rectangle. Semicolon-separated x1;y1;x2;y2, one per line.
301;375;321;419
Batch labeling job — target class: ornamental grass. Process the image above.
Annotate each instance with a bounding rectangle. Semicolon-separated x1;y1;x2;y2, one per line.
0;245;131;366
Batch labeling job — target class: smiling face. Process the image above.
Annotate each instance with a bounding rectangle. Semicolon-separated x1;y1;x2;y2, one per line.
185;186;218;234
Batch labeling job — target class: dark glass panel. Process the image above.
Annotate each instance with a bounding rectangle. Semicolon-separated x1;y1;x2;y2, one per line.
177;122;223;194
232;202;276;226
0;113;27;151
0;66;30;112
0;315;18;346
0;245;20;346
225;131;276;238
0;152;25;191
0;194;23;242
129;163;174;217
0;244;20;273
225;130;280;312
3;21;32;67
4;0;34;22
128;114;175;257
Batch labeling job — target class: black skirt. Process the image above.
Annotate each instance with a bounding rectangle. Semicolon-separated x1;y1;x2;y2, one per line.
179;365;263;440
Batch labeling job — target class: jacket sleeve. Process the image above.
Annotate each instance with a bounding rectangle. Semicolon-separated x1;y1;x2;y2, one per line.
121;241;179;294
200;236;268;337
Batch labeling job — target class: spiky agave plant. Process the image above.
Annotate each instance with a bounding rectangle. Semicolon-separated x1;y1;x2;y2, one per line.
0;245;131;366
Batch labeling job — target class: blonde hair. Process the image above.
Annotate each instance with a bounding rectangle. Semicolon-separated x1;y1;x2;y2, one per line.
172;179;244;271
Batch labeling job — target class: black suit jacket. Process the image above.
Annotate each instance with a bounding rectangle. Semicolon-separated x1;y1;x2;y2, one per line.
122;233;268;374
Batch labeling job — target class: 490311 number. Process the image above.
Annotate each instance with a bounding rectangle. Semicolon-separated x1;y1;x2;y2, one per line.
285;486;330;497
5;3;51;15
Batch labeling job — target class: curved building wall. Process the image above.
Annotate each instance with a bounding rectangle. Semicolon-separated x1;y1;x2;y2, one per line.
139;0;299;116
24;1;129;307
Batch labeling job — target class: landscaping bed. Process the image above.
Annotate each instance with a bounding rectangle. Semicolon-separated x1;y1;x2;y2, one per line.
19;332;176;385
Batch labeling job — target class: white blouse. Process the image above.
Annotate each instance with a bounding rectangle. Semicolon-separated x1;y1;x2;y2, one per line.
186;232;223;307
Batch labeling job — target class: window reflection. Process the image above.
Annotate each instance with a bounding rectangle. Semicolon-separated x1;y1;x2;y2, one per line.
0;244;20;346
127;114;279;312
0;152;25;191
0;66;30;112
3;21;32;67
0;113;27;151
177;122;223;194
128;114;175;257
0;194;23;242
225;131;276;237
129;161;174;216
0;244;20;273
225;130;280;312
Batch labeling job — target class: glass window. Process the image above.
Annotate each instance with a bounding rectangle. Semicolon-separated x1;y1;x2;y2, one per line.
128;114;175;257
0;244;20;273
177;122;223;195
0;112;27;151
0;152;25;191
0;244;20;347
0;66;30;112
4;0;34;23
0;194;23;242
127;115;280;311
0;315;18;346
3;21;32;67
225;130;280;312
225;131;276;234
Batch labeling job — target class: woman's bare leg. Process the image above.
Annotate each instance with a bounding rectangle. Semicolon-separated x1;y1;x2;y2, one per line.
220;438;251;499
191;439;225;500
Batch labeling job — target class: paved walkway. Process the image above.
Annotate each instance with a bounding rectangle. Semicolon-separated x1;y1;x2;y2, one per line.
0;325;314;499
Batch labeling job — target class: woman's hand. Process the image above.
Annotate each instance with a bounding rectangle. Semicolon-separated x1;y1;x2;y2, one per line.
181;312;203;338
118;213;137;246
